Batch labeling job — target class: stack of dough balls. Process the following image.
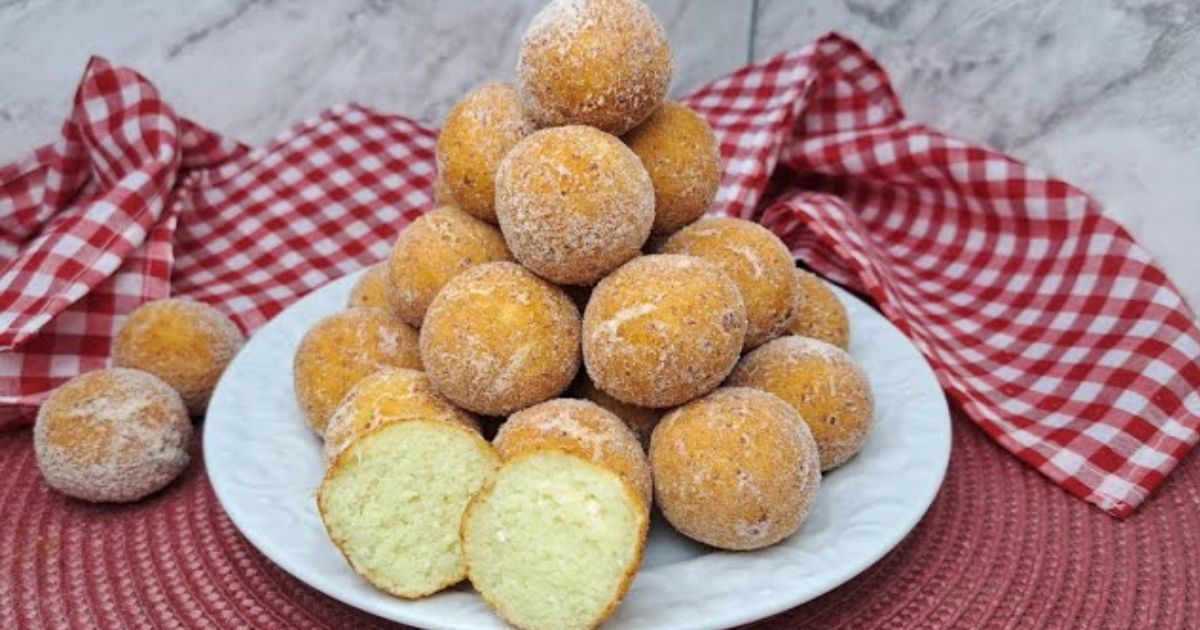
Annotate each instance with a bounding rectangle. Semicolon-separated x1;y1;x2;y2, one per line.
293;0;877;628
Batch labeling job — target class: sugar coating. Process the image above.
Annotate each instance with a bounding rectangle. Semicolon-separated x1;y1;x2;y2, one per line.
518;0;673;134
111;298;245;416
322;368;480;465
434;170;457;207
649;387;820;550
728;335;874;471
347;263;393;311
389;206;513;327
294;307;422;435
495;126;653;285
788;269;850;349
570;373;659;451
494;398;651;507
582;254;746;408
420;262;580;416
660;217;798;349
34;368;192;503
622;102;722;235
437;83;536;223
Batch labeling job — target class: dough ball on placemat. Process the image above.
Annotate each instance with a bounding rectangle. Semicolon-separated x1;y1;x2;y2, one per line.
582;254;745;408
346;263;392;311
389;206;512;327
462;451;648;630
437;83;536;223
293;307;421;435
35;368;192;503
728;335;874;470
788;269;850;349
420;262;580;415
495;125;653;285
650;387;821;551
112;298;244;416
623;102;722;235
318;419;499;598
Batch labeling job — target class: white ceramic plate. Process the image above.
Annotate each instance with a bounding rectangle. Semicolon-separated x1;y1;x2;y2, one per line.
205;268;951;630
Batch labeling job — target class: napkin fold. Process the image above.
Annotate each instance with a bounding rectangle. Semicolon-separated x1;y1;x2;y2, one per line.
1;34;1197;517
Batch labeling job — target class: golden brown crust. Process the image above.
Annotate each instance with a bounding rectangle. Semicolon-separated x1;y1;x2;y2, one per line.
347;263;393;311
569;373;660;451
787;269;850;349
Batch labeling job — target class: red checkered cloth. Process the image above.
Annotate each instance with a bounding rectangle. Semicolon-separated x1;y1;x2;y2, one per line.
1;33;1197;518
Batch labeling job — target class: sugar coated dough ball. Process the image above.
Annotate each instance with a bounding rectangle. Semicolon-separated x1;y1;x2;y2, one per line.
583;254;746;408
322;368;480;465
660;217;797;349
389;206;513;327
437;83;535;223
495;125;653;285
112;298;244;416
650;387;820;550
571;374;659;451
518;0;673;134
788;269;850;349
347;263;392;311
420;262;580;415
434;170;457;207
294;307;422;435
728;336;874;470
34;368;192;503
494;398;651;506
623;102;721;235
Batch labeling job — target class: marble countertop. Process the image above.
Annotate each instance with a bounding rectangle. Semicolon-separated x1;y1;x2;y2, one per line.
1;0;1196;310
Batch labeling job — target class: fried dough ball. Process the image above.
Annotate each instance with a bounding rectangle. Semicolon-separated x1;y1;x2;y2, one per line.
623;102;721;235
293;308;422;435
727;336;874;470
495;126;653;285
420;262;580;416
322;368;479;465
649;387;820;550
582;255;746;408
347;263;392;311
494;398;651;506
571;373;660;451
659;217;797;349
437;83;536;223
111;298;244;416
34;368;192;503
434;170;457;207
788;269;850;349
517;0;673;135
389;206;512;327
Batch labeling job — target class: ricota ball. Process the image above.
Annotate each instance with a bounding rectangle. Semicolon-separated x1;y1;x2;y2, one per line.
623;102;722;235
347;263;392;311
111;298;244;416
582;254;746;408
34;368;192;503
495;125;653;285
649;387;821;550
420;262;581;415
659;217;797;349
437;83;536;223
517;0;673;134
788;269;850;349
389;206;513;327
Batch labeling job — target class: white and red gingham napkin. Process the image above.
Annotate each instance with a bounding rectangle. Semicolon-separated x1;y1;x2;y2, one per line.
1;34;1197;517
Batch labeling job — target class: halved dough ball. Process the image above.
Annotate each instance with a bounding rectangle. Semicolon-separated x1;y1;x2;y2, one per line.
437;83;535;223
788;269;850;349
389;206;513;327
650;387;821;550
727;336;873;470
495;125;653;285
293;307;421;435
318;420;499;598
462;451;648;630
420;262;580;415
582;254;746;408
517;0;673;135
347;263;392;311
112;298;244;416
623;102;721;235
494;398;651;506
571;373;660;451
322;368;479;465
659;217;798;349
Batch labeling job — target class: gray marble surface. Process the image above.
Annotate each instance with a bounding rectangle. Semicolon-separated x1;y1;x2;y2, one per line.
1;0;1196;309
